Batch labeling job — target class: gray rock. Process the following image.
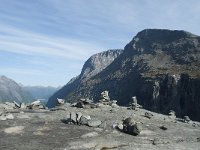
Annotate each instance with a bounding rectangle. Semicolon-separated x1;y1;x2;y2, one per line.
13;101;21;108
57;98;65;105
99;121;107;129
69;112;77;124
123;117;142;136
123;117;135;126
145;112;154;119
79;115;90;125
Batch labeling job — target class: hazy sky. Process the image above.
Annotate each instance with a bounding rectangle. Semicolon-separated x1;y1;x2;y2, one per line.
0;0;199;86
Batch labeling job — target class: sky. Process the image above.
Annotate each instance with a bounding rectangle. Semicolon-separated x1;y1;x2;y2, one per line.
0;0;199;87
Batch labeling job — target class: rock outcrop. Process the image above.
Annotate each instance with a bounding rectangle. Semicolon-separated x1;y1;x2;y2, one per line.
47;49;123;108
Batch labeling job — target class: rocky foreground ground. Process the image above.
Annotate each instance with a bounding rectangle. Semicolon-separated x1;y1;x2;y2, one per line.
0;102;200;150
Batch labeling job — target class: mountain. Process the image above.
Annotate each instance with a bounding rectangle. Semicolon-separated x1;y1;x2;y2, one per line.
47;49;123;108
0;75;34;103
47;29;200;121
22;86;60;103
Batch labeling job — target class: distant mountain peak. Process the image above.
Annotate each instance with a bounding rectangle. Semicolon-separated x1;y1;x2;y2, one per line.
135;29;197;39
0;75;34;103
47;49;123;108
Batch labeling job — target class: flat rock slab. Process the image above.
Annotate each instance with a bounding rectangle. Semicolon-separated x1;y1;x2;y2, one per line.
88;120;102;127
0;106;200;150
4;126;24;134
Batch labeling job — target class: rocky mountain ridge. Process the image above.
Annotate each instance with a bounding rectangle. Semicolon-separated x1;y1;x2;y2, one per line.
47;29;200;121
0;76;33;103
47;49;123;108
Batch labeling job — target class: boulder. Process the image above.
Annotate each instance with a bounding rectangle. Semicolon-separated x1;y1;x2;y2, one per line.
123;123;142;136
57;98;65;105
27;100;45;110
31;100;41;106
122;117;142;136
20;103;26;109
79;115;91;125
13;101;21;108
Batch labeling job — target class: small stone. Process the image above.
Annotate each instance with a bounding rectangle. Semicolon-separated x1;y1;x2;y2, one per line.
88;120;102;127
117;124;123;130
159;125;167;130
145;112;153;119
111;103;119;108
76;112;83;123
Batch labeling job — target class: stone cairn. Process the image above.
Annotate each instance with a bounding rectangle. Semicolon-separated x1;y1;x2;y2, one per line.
183;116;191;123
128;96;142;110
99;91;110;105
168;110;176;119
98;91;119;107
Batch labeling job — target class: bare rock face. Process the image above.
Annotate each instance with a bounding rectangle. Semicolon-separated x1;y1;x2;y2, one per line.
47;49;123;108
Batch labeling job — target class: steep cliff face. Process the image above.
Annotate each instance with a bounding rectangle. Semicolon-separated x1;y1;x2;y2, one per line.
61;29;200;121
47;49;123;108
0;76;33;103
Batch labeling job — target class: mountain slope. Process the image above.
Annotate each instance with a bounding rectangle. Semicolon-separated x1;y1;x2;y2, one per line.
52;29;200;121
0;76;34;103
47;49;123;108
